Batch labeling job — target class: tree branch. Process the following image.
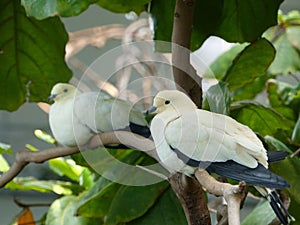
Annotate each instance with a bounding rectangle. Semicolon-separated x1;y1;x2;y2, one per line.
171;1;208;224
0;131;157;188
172;0;202;108
195;169;248;225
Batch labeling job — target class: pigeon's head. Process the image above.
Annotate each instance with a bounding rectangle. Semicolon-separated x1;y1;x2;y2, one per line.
146;90;197;115
48;83;76;102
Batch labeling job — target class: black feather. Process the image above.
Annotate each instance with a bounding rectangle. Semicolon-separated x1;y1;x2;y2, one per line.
170;146;290;189
267;190;293;225
267;151;289;163
129;122;151;138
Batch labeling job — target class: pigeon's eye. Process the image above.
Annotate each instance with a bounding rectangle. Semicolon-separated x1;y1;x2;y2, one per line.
165;100;170;105
63;89;68;93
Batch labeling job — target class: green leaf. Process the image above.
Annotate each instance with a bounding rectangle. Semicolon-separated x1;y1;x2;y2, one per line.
265;24;300;74
49;157;85;182
213;0;282;43
223;38;275;91
0;142;12;155
151;0;282;52
128;187;188;225
78;179;169;224
230;101;293;137
46;193;100;225
5;177;81;195
21;0;95;20
266;79;295;120
292;114;300;145
0;155;10;172
105;181;169;225
34;129;56;144
232;75;269;102
269;157;300;221
96;0;150;14
242;200;275;225
203;81;230;115
0;0;72;111
79;168;94;190
264;135;293;153
207;44;246;79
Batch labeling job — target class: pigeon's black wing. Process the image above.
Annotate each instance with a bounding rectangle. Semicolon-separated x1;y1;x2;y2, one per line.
170;146;289;189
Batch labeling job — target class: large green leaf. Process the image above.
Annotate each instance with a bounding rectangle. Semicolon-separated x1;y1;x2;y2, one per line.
151;0;282;52
46;193;100;225
128;187;188;225
242;200;275;225
203;81;230;115
230;101;293;137
206;44;246;79
105;181;169;225
223;38;275;91
96;0;151;14
21;0;96;20
0;0;72;111
5;177;82;195
213;0;282;43
266;80;295;120
77;178;169;224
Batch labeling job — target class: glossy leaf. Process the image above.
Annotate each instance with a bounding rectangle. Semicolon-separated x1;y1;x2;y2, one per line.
0;142;12;155
49;158;84;182
5;177;81;195
203;81;230;115
266;80;295;120
207;44;246;80
264;135;293;153
292;115;300;145
0;0;72;111
78;179;169;224
46;194;99;225
21;0;95;20
96;0;150;14
151;0;282;52
0;154;10;172
105;181;169;225
128;187;188;225
230;101;293;137
242;200;275;225
223;38;275;91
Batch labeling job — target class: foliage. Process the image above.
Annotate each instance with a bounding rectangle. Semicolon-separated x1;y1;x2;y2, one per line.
1;0;300;225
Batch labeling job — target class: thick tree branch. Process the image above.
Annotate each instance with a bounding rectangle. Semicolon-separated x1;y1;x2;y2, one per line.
171;1;208;224
195;169;248;225
172;0;202;108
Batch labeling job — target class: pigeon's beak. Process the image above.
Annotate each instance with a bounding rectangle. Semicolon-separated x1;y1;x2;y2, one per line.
48;94;57;102
146;105;157;115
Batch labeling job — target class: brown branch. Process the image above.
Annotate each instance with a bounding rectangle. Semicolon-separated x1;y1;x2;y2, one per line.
169;173;211;225
0;131;157;188
172;0;202;108
171;1;208;224
195;169;248;225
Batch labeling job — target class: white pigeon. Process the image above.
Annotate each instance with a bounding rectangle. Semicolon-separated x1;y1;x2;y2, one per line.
147;90;292;225
48;83;150;146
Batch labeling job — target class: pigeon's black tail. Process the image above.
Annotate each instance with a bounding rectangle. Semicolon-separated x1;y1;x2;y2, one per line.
266;189;294;225
129;122;151;138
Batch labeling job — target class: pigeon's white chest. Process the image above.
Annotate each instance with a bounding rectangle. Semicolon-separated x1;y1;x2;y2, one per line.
49;99;93;146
